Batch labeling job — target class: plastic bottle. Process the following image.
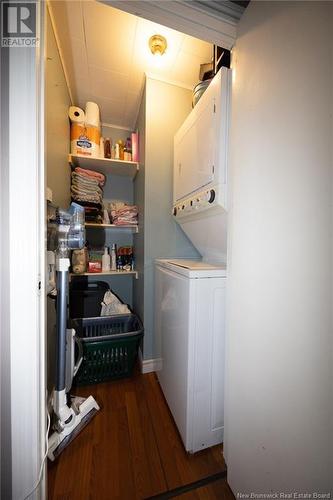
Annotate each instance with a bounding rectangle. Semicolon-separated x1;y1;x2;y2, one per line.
117;254;122;271
111;244;117;271
115;143;120;160
104;138;111;159
102;246;111;271
118;140;124;160
125;137;132;161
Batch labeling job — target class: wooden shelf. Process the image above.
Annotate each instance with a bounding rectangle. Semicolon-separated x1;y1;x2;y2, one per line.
85;223;138;233
69;154;139;179
71;270;138;279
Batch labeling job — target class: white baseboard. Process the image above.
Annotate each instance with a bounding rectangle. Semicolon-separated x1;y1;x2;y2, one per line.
138;348;162;374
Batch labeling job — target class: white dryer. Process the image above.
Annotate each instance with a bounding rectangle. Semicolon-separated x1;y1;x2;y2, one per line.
155;259;226;453
173;67;231;265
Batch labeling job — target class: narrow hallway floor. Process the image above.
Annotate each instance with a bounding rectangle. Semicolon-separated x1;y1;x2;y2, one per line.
48;370;234;500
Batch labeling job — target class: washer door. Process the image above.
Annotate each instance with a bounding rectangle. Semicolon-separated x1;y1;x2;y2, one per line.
155;265;193;450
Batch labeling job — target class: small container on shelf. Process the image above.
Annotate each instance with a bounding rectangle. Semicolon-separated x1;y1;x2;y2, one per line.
102;246;111;272
118;140;125;160
111;244;117;271
116;246;134;271
72;247;88;274
124;137;132;161
131;132;139;162
104;138;111;159
116;254;122;271
88;261;102;273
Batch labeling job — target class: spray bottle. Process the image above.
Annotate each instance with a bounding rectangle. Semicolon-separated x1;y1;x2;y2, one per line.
111;244;117;271
102;246;111;272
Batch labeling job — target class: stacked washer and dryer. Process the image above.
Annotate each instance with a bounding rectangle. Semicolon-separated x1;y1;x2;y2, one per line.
155;67;231;453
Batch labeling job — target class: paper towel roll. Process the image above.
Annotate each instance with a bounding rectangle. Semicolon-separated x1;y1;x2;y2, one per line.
85;101;100;129
70;123;100;156
68;106;85;124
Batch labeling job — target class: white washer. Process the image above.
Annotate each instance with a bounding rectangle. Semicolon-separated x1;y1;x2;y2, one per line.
155;259;226;453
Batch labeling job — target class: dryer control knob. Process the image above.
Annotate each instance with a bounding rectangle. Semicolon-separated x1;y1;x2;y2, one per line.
208;189;216;203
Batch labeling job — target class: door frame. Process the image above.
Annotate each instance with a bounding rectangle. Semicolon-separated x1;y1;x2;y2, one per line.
0;1;241;497
0;0;46;498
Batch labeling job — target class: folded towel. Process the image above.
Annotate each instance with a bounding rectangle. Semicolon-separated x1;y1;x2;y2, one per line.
74;167;105;186
71;180;103;197
71;185;102;199
72;195;102;204
72;172;101;187
71;193;102;204
71;180;102;192
111;204;138;225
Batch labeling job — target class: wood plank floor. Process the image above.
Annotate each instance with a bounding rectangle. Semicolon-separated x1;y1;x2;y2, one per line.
48;370;234;500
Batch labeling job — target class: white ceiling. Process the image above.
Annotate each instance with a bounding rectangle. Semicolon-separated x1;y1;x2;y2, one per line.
49;0;213;130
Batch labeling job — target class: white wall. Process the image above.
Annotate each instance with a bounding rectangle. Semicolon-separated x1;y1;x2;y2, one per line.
46;8;72;401
0;27;12;500
46;8;71;207
134;76;200;360
225;1;333;494
145;76;200;359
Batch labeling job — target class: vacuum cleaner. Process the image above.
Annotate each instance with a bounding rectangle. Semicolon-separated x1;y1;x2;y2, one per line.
47;202;99;461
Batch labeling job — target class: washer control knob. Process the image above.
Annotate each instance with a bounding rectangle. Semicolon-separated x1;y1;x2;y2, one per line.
208;189;216;204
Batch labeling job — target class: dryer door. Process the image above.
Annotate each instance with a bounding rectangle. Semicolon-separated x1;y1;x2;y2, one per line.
174;91;216;202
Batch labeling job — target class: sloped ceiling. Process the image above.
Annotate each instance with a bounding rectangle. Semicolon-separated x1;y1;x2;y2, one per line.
104;0;246;48
48;0;214;130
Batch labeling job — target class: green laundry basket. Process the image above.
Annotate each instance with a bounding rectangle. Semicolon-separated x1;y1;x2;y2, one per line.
71;314;143;385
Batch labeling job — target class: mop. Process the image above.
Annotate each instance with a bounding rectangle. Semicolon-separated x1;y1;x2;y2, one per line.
48;203;99;461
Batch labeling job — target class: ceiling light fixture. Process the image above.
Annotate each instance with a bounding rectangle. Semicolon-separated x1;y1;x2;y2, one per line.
149;34;167;56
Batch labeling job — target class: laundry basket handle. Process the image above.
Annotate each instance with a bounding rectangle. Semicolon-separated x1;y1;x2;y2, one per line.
73;336;83;377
